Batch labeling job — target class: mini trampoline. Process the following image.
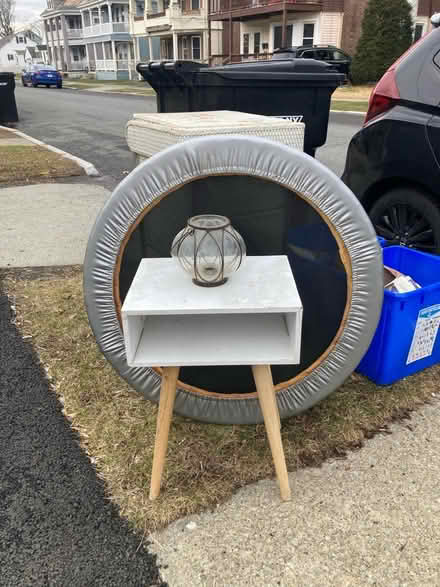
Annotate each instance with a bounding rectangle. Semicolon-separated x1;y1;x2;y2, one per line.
84;135;383;424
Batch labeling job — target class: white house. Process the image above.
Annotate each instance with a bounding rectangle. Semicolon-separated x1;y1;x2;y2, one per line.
42;0;136;80
0;30;42;73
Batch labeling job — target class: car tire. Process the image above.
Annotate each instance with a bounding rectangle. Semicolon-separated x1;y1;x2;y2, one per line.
21;77;27;87
56;82;62;89
369;188;440;254
32;81;38;88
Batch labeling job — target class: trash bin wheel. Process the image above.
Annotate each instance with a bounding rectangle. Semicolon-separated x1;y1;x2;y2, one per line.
84;135;383;424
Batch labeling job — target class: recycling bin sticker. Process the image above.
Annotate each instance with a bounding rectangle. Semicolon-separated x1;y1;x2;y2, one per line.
407;304;440;364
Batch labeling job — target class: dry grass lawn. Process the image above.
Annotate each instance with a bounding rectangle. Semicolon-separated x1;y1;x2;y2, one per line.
331;100;368;113
63;79;155;95
0;145;84;185
5;270;439;535
333;84;374;101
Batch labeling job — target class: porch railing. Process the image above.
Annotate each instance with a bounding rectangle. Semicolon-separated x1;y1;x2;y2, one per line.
67;28;83;38
209;0;320;16
83;22;129;36
69;61;89;70
95;59;136;71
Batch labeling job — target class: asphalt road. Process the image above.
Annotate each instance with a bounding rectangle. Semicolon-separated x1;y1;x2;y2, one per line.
0;287;166;586
14;85;362;187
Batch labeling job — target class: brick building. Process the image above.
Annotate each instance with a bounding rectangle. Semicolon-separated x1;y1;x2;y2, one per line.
208;0;440;63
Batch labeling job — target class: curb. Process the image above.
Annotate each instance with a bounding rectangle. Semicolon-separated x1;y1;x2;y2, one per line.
0;125;100;177
63;86;155;97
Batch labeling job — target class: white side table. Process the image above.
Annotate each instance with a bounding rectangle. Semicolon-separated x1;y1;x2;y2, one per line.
121;256;303;501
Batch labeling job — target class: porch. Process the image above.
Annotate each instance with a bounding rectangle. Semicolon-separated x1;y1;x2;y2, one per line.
208;0;322;20
82;3;130;37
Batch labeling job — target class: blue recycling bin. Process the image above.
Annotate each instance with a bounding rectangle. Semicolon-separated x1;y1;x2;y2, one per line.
357;246;440;384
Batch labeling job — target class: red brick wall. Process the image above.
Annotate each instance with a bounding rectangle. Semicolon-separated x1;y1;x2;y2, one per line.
221;21;241;56
418;0;440;16
322;0;344;11
340;0;369;56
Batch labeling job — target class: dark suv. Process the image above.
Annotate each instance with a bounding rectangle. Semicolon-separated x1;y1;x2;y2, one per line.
273;45;352;78
342;14;440;254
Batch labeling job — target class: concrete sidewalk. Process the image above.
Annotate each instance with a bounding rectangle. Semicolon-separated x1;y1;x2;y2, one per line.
0;182;109;267
2;179;439;586
152;399;440;586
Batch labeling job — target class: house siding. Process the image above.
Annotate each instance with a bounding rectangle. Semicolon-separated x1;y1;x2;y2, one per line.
319;11;343;46
322;0;344;12
417;0;440;16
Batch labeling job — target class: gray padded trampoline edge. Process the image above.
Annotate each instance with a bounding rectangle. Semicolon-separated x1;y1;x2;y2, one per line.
83;135;383;425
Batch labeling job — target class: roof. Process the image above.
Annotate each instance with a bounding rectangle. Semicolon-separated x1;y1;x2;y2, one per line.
0;34;14;51
41;0;106;16
41;0;84;16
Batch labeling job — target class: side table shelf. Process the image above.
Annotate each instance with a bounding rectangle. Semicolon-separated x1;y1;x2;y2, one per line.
121;255;303;501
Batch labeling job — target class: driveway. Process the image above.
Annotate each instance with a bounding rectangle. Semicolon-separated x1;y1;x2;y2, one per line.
14;86;362;187
15;86;156;187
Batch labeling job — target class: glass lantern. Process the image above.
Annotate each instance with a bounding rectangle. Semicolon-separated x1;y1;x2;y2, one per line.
171;214;246;287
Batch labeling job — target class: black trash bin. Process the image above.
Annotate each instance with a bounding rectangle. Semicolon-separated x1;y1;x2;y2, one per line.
0;72;18;124
137;59;344;156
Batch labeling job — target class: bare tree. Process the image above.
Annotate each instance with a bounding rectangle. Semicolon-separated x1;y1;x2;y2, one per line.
0;0;15;38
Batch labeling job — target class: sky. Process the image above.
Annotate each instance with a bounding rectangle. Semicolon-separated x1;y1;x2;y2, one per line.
15;0;47;29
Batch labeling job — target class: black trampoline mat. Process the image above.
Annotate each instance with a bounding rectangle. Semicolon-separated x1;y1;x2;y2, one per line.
119;175;347;394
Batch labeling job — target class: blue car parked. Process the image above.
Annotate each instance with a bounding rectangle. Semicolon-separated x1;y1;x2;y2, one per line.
21;64;62;89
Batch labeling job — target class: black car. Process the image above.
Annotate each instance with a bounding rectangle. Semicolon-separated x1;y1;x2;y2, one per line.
342;15;440;254
273;45;351;78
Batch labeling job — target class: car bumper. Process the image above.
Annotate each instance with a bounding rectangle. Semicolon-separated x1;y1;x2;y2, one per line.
34;77;60;84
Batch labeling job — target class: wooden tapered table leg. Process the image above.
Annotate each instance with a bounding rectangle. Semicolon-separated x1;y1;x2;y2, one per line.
149;366;180;500
252;365;291;501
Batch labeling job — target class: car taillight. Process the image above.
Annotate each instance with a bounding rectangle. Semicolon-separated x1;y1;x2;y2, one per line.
364;68;400;125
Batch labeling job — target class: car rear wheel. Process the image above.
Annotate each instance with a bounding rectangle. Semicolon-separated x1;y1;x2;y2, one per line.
56;82;62;89
32;81;38;88
369;188;440;254
21;77;27;87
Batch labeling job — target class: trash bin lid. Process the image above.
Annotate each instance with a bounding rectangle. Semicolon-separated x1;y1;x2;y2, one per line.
0;72;15;81
205;58;344;83
209;58;335;75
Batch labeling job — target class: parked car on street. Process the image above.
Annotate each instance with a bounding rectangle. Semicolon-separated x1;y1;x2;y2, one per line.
272;45;352;79
21;64;62;89
342;14;440;254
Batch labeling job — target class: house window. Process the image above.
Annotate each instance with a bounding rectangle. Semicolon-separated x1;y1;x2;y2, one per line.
254;32;261;55
16;36;24;43
243;33;249;56
273;25;293;50
414;23;424;42
192;0;200;9
151;0;158;12
136;1;145;16
302;23;315;46
192;36;201;60
7;54;14;61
